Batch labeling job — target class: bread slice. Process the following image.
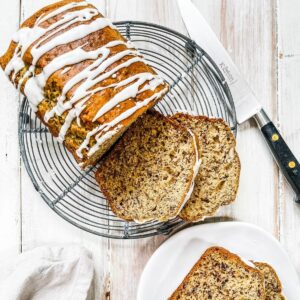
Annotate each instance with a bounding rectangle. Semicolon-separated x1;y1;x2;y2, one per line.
254;262;285;300
169;246;266;300
95;110;200;223
170;113;240;222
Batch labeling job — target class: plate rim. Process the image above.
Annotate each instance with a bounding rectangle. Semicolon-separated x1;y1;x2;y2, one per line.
137;221;300;300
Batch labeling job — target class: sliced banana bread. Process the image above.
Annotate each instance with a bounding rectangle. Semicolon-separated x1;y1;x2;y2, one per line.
170;113;240;222
169;246;266;300
95;110;200;223
254;262;285;300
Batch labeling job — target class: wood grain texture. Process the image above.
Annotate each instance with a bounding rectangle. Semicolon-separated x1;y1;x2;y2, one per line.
192;0;279;234
0;0;21;256
278;0;300;276
0;1;298;300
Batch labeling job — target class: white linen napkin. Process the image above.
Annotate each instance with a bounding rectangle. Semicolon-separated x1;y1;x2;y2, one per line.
0;245;94;300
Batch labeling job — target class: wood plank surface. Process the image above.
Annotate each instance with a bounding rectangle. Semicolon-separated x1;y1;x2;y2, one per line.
0;0;21;257
192;0;279;236
0;1;298;299
278;0;300;276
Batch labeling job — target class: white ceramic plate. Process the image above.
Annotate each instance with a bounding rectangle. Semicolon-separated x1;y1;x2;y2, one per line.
137;221;300;300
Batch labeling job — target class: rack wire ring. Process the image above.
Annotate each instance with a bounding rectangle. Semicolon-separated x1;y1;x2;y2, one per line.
18;21;237;239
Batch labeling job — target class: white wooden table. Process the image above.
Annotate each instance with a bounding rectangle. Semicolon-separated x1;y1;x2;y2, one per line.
0;0;299;299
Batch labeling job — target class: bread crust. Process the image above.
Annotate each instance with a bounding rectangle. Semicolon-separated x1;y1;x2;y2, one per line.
169;246;266;300
95;110;199;223
0;0;86;68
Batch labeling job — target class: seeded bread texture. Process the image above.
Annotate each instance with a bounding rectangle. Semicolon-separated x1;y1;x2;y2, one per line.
95;110;198;223
170;113;240;222
169;246;265;300
254;262;285;300
0;0;168;169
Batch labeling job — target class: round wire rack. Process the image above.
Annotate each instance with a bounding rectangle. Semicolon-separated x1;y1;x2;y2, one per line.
19;21;237;239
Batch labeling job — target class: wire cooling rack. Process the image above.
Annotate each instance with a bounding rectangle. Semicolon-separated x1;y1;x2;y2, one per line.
18;21;237;239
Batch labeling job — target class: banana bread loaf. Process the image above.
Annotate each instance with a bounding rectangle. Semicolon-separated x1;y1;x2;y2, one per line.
0;0;168;168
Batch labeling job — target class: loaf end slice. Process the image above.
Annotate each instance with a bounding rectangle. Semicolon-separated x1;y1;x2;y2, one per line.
0;0;169;169
95;110;200;223
169;246;265;300
170;113;240;222
254;262;285;300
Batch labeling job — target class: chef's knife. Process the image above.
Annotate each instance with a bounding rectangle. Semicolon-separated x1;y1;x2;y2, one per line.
177;0;300;202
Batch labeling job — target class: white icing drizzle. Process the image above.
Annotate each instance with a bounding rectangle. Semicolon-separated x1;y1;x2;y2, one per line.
240;257;257;269
18;65;34;90
5;47;25;82
179;129;202;212
48;48;141;118
5;4;111;91
35;1;89;25
76;86;169;158
5;1;167;160
57;72;162;142
86;124;123;156
62;50;141;103
32;7;99;57
43;43;161;143
61;66;71;75
31;17;112;65
27;40;126;115
6;1;94;79
92;73;163;121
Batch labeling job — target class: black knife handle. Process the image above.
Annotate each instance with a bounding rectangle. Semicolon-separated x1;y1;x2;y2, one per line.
255;109;300;203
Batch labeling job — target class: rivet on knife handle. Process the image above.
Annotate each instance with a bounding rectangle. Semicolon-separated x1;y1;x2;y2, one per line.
254;109;300;203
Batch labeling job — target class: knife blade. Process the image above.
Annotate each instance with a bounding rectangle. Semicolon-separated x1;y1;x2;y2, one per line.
177;0;261;124
177;0;300;202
